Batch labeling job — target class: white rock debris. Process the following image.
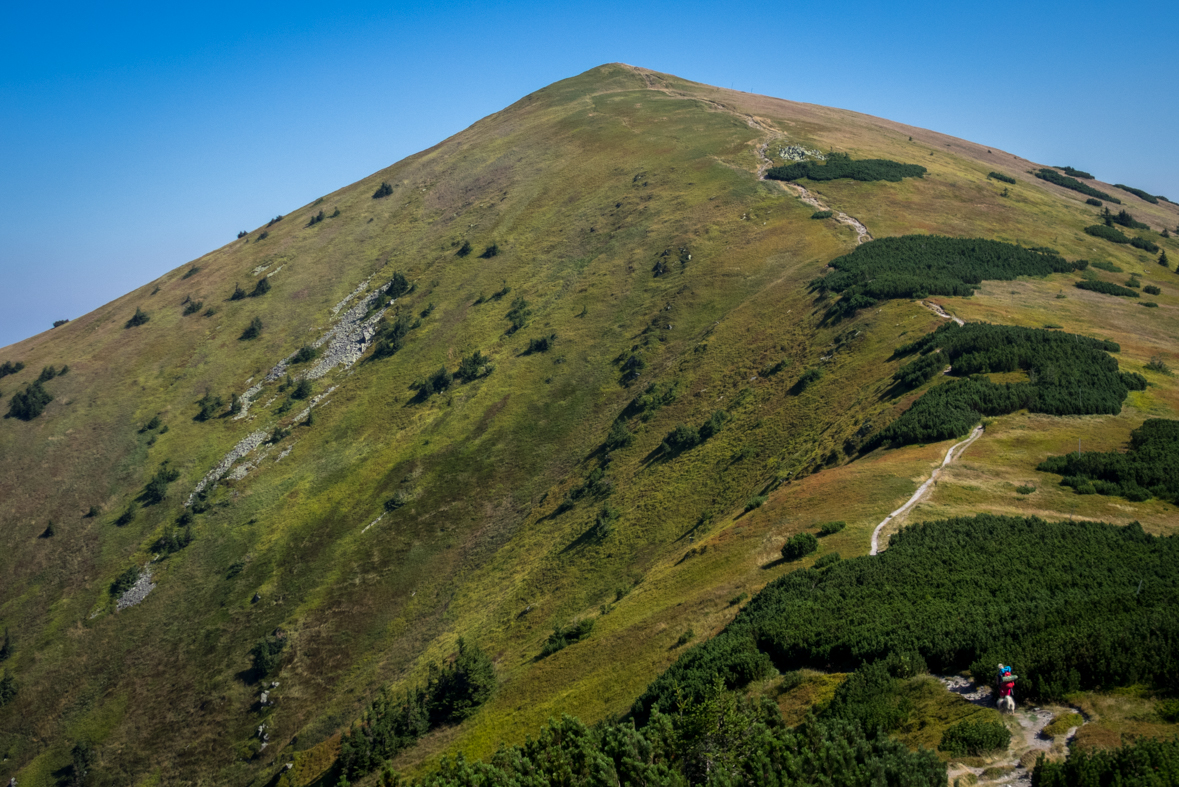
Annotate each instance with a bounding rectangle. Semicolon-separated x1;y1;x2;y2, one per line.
186;276;388;505
276;443;295;462
251;263;272;276
332;275;374;316
303;289;390;380
265;284;388;384
265;265;284;278
777;144;825;162
116;568;156;611
227;445;274;481
233;381;264;421
186;430;268;506
293;386;336;423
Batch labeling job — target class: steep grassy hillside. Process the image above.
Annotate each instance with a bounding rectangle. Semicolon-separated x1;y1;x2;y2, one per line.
0;64;1176;786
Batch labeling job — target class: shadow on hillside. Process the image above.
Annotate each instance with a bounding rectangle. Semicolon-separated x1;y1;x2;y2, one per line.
559;524;603;555
235;665;265;686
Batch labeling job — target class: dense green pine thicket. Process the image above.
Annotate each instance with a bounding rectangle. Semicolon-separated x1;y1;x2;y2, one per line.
1085;224;1130;244
405;701;943;787
0;361;25;379
1054;166;1093;179
1033;737;1179;786
5;379;53;421
876;323;1139;447
1114;184;1160;204
1034;169;1120;203
338;640;496;780
816;236;1078;317
1076;280;1140;298
632;515;1179;724
1112;209;1149;230
765;152;926;183
938;720;1010;756
1038;419;1179;504
987;172;1016;184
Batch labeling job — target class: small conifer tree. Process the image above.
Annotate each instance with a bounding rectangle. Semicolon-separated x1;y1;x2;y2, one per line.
5;379;53;421
0;672;15;706
125;308;150;328
240;317;263;341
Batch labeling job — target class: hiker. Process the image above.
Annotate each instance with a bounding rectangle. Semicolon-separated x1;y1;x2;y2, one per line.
995;664;1016;713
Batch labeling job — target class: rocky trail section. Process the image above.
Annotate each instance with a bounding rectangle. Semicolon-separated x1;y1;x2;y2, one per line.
939;675;1084;787
753;137;873;245
870;424;984;555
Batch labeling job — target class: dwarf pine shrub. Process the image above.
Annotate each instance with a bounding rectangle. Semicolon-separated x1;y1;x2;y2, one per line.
5;380;52;421
239;317;263;340
781;532;819;560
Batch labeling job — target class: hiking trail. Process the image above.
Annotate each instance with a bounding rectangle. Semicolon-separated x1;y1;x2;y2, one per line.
938;674;1085;786
870;424;984;555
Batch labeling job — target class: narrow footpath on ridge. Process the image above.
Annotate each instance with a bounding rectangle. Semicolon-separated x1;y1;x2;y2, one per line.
627;67;1076;786
752;136;873;245
870;424;984;555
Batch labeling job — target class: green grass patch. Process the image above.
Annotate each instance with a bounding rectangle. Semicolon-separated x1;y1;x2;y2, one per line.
1042;711;1083;737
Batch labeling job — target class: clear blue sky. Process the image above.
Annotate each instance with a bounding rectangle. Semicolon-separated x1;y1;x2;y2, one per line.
3;0;1176;348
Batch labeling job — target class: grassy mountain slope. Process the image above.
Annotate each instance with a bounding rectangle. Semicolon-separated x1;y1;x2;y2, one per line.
0;64;1176;785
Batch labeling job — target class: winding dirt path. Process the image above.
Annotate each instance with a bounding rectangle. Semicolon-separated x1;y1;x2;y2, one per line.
623;65;873;246
752;135;873;245
870;425;984;555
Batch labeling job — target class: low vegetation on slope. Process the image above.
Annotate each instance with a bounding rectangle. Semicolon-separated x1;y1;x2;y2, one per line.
1034;736;1179;786
632;515;1178;721
1038;418;1179;504
399;700;944;787
874;322;1142;447
1114;183;1161;204
3;63;1179;785
1034;168;1120;203
338;640;496;780
815;235;1079;317
765;152;926;183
